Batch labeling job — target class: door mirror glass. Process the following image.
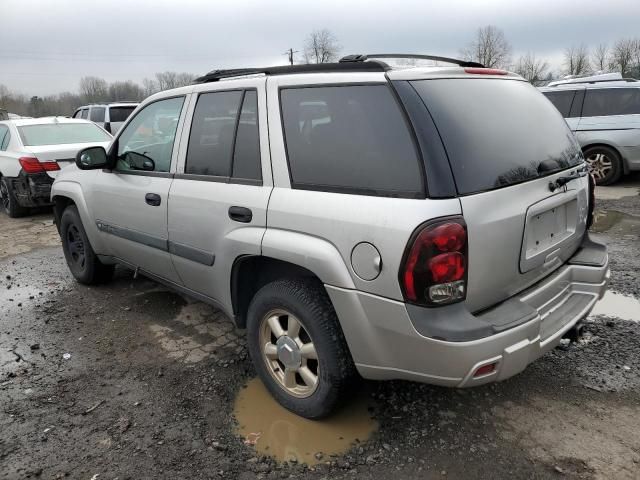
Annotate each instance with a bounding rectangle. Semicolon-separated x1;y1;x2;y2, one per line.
76;146;108;170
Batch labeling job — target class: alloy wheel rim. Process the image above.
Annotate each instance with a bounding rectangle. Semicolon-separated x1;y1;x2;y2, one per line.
66;225;86;269
259;309;319;398
0;181;9;211
586;153;612;181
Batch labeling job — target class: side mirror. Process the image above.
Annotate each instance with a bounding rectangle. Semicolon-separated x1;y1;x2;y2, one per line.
76;146;108;170
124;151;155;171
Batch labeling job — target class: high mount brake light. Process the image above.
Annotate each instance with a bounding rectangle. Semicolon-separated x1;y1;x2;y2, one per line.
400;218;468;306
464;67;508;75
18;157;59;173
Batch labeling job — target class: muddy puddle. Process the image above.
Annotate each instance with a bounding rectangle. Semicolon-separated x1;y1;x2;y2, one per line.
234;378;378;465
591;291;640;322
591;210;639;233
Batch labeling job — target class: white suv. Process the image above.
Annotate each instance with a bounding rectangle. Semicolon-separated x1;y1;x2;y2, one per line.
52;55;609;418
72;102;139;134
540;73;640;185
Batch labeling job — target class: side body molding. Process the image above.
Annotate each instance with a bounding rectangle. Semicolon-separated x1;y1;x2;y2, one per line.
261;228;356;289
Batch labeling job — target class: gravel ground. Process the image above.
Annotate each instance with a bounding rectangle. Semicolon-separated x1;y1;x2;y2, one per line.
1;186;639;480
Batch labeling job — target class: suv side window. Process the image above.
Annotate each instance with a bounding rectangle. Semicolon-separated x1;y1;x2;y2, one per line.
0;125;9;151
582;88;640;117
232;91;261;181
543;90;575;118
80;109;89;119
89;107;106;122
115;96;185;173
280;85;423;197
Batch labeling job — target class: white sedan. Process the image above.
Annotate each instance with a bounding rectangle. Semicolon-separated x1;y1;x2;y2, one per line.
0;117;111;217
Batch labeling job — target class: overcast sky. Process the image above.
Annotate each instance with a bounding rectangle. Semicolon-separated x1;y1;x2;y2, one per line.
2;0;639;96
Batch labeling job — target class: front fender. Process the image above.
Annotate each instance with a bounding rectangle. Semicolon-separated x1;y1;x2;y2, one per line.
51;180;107;254
261;229;355;289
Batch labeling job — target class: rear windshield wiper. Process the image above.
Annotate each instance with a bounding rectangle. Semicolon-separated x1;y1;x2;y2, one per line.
548;165;588;192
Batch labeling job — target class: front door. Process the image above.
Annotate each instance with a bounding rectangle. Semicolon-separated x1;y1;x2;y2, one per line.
168;80;271;307
90;95;189;284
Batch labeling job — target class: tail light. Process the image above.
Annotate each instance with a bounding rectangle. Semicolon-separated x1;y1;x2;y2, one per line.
586;173;596;229
399;217;468;306
18;157;60;173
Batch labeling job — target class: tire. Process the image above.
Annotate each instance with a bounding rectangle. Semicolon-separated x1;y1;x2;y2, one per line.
583;145;622;186
0;176;28;218
246;278;358;419
60;205;114;285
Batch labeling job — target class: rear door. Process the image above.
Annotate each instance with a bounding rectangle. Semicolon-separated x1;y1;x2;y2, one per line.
410;78;589;312
167;78;271;306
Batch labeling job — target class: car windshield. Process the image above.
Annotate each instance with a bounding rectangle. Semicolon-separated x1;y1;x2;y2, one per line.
18;123;111;146
411;78;584;194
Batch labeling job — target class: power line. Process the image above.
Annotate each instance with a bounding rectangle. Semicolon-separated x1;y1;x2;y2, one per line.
283;48;299;65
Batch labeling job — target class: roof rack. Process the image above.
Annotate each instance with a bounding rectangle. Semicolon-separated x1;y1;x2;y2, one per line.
194;62;387;83
547;77;639;87
339;53;484;68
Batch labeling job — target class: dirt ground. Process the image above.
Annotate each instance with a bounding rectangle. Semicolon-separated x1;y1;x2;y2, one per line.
1;179;640;480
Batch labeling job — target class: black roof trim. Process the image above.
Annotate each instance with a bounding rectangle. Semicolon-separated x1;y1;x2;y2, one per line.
548;77;640;87
194;62;388;84
340;53;484;68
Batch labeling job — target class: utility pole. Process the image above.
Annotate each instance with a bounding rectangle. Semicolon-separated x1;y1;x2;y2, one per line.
284;48;299;65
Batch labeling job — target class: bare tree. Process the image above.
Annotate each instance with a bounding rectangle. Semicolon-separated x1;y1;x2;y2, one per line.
564;44;590;75
514;52;549;86
303;29;341;63
632;38;640;79
612;38;635;76
79;76;108;102
461;25;512;69
108;80;144;102
154;71;195;91
142;78;158;97
592;43;609;72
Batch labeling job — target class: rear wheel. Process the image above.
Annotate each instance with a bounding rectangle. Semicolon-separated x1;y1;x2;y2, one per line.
584;145;622;186
247;278;358;419
0;177;28;218
60;205;114;284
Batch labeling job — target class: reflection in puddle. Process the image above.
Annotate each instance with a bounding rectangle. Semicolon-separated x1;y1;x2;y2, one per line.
591;210;639;233
591;291;640;322
234;378;378;465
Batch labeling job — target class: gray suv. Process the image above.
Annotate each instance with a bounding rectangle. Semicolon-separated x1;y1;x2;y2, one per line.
51;54;609;418
540;73;640;185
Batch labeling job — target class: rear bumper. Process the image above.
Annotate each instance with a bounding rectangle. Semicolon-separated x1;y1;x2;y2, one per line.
328;234;609;387
7;172;53;208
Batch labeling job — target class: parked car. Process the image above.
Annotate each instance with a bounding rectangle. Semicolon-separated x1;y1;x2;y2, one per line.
0;117;111;217
52;55;609;418
72;102;139;134
540;73;640;185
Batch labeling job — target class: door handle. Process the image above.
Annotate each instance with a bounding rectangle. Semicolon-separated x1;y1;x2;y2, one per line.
145;193;162;207
228;206;252;223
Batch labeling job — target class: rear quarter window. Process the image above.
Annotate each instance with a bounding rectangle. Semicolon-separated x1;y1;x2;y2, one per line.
109;106;136;123
542;90;576;118
411;79;582;195
280;85;423;197
582;88;640;117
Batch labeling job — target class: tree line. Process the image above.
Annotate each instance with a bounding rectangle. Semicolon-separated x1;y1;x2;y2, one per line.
3;27;640;117
0;71;195;118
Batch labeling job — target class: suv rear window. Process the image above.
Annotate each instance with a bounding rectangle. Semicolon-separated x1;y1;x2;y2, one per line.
18;123;111;146
411;79;582;195
280;85;423;197
109;106;136;123
582;88;640;117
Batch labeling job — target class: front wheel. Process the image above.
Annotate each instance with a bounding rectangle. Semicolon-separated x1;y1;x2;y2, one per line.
247;278;358;419
60;205;114;284
584;146;622;186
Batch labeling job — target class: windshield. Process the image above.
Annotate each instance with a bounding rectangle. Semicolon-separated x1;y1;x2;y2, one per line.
411;79;583;195
18;123;111;146
109;106;136;123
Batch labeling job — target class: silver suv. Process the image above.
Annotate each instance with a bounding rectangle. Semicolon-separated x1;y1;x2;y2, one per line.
540;73;640;185
72;102;139;134
51;54;609;418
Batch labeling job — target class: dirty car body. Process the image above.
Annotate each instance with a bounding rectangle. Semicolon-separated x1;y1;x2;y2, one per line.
51;56;609;418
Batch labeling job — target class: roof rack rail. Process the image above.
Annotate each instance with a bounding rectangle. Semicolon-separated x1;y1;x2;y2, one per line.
339;53;485;68
194;62;388;84
548;77;639;87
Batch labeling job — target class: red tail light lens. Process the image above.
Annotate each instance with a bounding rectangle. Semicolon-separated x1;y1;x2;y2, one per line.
400;218;468;306
18;157;59;173
18;157;45;174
